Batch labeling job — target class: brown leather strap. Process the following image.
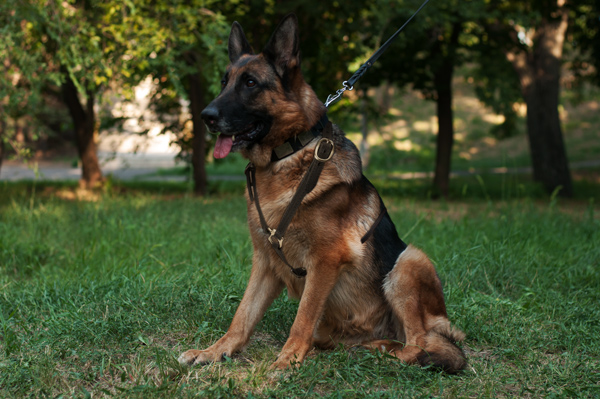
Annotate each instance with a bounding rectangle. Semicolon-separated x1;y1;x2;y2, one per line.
245;163;269;232
245;121;335;277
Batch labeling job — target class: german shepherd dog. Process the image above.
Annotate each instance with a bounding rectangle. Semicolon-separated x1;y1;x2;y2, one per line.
178;14;466;373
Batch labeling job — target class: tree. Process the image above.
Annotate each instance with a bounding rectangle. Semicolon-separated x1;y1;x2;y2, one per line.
0;3;57;174
3;1;130;188
359;0;483;197
4;0;234;194
481;0;577;197
430;21;463;198
2;0;193;189
144;5;228;196
104;2;229;196
0;119;5;173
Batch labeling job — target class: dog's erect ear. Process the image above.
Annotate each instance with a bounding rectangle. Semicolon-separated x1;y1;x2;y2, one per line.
229;22;253;63
263;14;300;76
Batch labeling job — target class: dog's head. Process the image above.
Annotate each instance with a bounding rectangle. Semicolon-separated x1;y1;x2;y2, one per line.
202;14;324;164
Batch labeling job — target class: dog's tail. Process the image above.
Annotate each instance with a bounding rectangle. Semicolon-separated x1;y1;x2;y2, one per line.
417;325;467;374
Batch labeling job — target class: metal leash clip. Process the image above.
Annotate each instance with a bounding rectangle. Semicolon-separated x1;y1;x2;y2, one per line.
324;81;353;108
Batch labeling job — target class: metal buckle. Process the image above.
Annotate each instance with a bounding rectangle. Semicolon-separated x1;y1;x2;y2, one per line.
268;228;283;248
314;138;335;162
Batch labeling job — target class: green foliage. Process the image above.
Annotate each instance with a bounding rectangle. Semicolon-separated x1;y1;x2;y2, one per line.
1;0;598;192
0;2;59;160
566;0;600;86
0;2;61;112
0;0;231;171
112;0;230;99
473;0;600;136
357;0;485;97
471;55;522;139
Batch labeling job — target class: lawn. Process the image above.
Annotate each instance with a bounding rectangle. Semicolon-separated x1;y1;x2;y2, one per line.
0;179;599;398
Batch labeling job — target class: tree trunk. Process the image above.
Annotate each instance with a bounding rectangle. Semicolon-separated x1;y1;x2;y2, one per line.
188;72;208;196
506;1;573;197
61;75;103;189
528;4;572;197
432;63;455;198
0;119;5;175
432;23;460;198
359;90;370;168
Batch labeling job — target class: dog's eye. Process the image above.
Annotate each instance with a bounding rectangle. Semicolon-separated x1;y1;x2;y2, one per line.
221;79;227;88
246;79;257;88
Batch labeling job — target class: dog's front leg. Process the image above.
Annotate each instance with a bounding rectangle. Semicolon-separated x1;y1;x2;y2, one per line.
271;263;340;369
179;257;284;367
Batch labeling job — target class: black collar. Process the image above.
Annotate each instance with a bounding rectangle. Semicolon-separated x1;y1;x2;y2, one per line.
270;114;329;162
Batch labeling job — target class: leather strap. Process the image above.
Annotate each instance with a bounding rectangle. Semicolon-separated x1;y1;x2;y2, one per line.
360;203;387;244
245;120;335;277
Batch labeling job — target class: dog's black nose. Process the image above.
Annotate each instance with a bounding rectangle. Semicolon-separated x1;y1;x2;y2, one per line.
201;105;220;126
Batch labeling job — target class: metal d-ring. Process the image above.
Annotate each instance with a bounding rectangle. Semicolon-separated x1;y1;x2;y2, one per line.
267;228;283;248
314;138;335;162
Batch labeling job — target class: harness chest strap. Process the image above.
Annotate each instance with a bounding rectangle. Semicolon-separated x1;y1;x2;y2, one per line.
244;119;385;277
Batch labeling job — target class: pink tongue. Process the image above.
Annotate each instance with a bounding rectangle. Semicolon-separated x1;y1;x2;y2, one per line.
214;135;233;159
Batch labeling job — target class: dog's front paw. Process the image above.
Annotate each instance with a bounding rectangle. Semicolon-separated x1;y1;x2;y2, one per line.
269;353;302;370
178;349;224;367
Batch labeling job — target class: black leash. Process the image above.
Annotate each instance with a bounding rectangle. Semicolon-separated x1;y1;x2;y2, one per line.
324;0;431;107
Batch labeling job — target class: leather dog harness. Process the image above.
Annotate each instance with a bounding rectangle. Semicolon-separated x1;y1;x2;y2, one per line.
245;114;385;277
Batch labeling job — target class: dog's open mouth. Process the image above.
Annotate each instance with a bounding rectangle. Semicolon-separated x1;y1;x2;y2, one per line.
214;122;266;159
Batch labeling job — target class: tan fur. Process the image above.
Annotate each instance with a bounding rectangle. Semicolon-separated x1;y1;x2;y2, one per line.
178;15;466;373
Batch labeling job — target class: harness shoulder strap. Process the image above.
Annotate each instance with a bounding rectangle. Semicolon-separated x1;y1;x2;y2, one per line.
244;121;335;277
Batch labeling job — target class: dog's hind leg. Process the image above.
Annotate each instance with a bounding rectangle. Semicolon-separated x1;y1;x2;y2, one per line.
178;254;284;367
379;245;467;373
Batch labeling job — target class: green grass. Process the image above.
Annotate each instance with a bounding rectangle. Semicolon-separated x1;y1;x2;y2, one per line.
1;179;599;398
144;153;248;179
